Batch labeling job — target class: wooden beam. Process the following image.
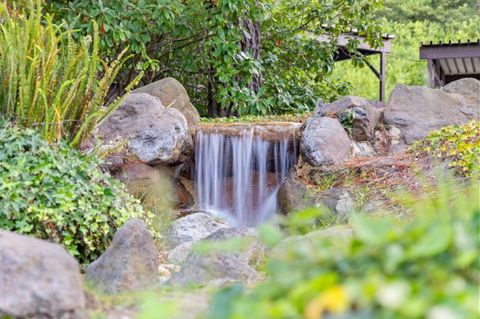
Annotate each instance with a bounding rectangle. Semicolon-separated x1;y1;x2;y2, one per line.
315;33;392;53
364;58;380;79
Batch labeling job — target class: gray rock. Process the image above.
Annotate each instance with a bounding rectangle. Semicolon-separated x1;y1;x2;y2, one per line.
278;175;356;217
205;228;266;266
134;77;200;126
352;141;376;157
384;84;471;145
387;125;401;147
315;98;326;111
443;78;480;118
277;173;316;214
170;253;261;288
169;228;264;287
97;93;193;167
361;199;387;213
167;241;196;265
301;117;352;166
168;228;266;266
166;212;229;248
316;96;382;141
0;230;85;318
320;188;355;219
85;219;159;294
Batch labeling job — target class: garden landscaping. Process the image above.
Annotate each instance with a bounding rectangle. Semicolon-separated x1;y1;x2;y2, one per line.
0;2;479;319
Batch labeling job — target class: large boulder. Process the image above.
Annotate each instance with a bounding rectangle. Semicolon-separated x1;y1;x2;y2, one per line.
301;117;352;167
97;93;193;168
316;96;382;142
134;77;200;126
166;212;229;248
169;228;264;287
442;78;480;118
0;230;85;318
85;219;159;294
384;84;471;145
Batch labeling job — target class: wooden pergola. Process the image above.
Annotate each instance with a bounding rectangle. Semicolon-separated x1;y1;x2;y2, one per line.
420;40;480;87
316;29;395;102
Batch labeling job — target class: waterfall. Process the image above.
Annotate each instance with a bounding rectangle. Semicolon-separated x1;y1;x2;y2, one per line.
194;125;298;226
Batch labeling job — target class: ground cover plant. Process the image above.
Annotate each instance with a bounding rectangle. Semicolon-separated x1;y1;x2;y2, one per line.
0;120;150;264
413;120;480;177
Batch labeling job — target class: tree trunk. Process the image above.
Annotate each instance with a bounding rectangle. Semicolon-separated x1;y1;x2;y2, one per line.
241;18;262;94
206;15;262;118
207;70;222;117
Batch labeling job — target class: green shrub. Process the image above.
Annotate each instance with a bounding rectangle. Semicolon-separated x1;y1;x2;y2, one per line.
0;1;141;147
0;120;149;264
205;178;480;318
413;121;480;176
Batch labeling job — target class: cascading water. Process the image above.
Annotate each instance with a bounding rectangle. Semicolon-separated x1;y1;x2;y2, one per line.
194;125;298;226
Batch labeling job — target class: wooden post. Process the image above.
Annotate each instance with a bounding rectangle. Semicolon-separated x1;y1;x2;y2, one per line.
427;59;435;87
435;61;444;87
379;52;386;102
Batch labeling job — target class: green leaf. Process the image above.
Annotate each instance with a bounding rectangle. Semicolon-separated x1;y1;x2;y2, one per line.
350;214;394;245
408;222;452;258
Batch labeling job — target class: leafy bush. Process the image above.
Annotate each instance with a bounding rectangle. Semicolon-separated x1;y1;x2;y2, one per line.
0;1;141;147
205;179;479;318
413;121;480;176
0;120;149;264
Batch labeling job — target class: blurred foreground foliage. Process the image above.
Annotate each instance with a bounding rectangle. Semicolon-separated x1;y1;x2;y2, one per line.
205;178;479;318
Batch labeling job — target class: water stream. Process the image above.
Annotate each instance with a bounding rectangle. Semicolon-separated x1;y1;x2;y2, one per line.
194;125;298;226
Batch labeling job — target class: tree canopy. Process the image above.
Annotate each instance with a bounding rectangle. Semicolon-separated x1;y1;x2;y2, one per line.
43;0;383;116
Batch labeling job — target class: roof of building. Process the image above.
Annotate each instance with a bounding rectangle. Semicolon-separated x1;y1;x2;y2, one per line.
420;40;480;76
